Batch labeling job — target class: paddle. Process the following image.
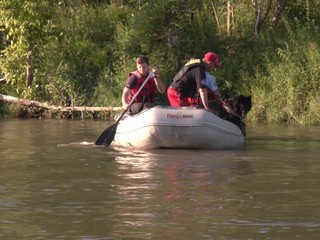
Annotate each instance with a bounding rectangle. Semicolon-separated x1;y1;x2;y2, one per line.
95;71;154;146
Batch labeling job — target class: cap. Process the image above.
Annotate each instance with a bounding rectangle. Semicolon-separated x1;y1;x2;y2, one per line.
204;52;221;68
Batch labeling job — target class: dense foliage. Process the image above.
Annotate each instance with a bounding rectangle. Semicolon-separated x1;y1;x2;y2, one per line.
1;0;320;124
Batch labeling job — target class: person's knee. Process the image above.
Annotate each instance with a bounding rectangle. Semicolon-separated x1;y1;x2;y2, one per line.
143;102;156;109
130;102;143;114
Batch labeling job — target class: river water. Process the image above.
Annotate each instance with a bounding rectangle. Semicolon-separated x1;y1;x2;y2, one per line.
0;119;320;240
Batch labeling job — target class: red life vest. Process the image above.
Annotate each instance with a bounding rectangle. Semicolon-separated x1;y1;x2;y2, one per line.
127;71;157;103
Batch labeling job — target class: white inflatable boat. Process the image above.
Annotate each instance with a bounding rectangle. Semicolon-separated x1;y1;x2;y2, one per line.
111;105;244;150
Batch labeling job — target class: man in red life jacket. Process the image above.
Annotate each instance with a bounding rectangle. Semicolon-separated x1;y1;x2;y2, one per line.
167;52;222;111
122;55;166;114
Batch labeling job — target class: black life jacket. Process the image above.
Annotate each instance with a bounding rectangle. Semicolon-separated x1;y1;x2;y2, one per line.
173;59;203;83
172;59;205;97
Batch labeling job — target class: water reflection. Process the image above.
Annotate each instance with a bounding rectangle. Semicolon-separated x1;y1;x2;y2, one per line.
108;131;320;239
108;147;256;239
1;120;320;239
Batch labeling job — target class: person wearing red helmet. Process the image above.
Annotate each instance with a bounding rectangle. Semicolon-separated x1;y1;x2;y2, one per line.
167;52;222;110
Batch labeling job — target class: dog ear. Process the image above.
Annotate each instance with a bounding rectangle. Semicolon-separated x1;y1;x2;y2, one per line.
247;96;252;104
244;96;252;111
237;95;245;101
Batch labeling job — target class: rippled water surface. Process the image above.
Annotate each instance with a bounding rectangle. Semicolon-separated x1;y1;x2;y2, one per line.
1;119;320;239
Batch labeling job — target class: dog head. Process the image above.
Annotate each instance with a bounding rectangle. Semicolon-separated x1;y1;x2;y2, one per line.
233;95;252;119
225;95;252;136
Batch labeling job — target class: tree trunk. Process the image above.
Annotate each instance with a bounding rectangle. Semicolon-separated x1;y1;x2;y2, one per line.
252;0;272;37
272;0;288;27
26;43;34;86
0;93;123;113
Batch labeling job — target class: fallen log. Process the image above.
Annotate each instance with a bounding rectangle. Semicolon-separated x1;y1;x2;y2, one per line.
0;93;123;113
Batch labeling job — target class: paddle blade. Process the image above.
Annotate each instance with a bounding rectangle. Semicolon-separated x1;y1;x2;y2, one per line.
104;123;118;146
95;123;118;146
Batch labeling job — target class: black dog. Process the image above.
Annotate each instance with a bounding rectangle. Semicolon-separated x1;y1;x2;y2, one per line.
209;95;252;136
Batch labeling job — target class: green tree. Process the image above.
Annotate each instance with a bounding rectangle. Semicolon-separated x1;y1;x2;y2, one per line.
0;0;55;95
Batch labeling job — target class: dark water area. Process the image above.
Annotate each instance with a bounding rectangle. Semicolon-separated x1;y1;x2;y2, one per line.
1;119;320;239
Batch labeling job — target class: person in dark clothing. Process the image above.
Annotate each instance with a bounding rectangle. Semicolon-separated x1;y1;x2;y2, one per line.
167;52;222;110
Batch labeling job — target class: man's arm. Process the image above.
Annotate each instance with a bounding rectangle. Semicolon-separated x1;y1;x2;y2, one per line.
154;76;166;94
121;87;132;109
211;90;223;102
199;88;209;110
194;67;210;110
152;66;166;94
